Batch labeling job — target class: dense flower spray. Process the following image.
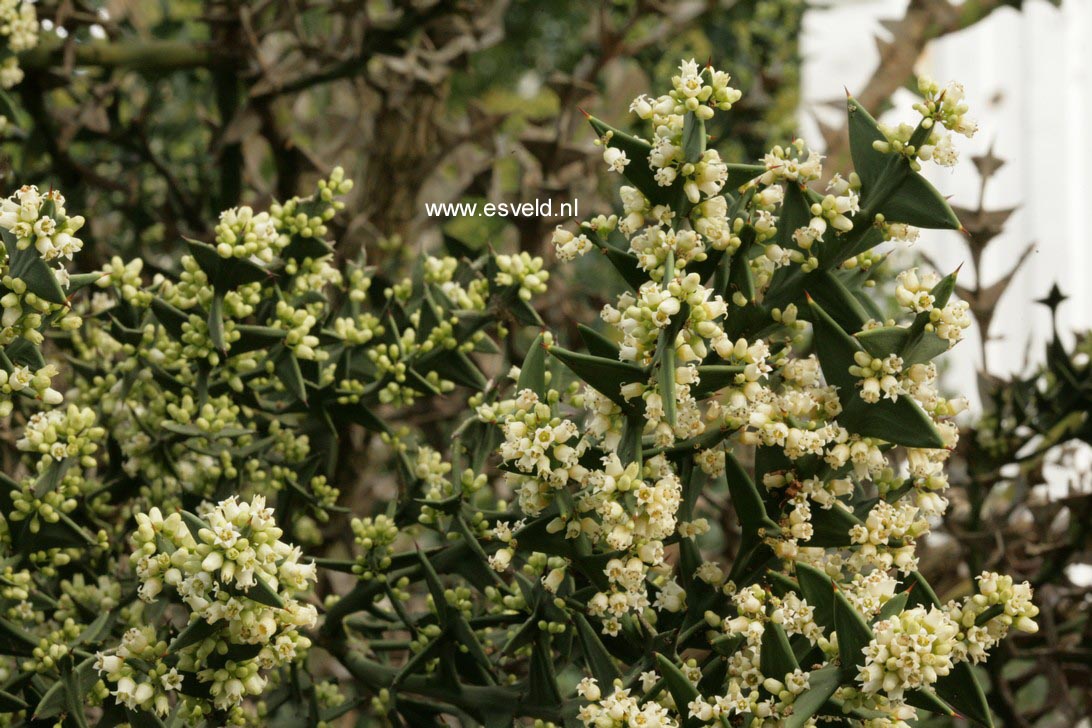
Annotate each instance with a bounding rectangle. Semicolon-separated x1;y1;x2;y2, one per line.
93;497;316;720
538;59;1037;727
0;55;1040;727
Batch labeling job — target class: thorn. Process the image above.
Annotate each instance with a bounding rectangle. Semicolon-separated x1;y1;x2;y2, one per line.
844;86;852;98
577;107;590;119
1035;283;1067;310
958;225;971;238
804;291;814;303
953;261;964;275
706;56;713;70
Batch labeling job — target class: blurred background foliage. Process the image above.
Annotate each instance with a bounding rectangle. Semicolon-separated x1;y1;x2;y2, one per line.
2;0;1087;724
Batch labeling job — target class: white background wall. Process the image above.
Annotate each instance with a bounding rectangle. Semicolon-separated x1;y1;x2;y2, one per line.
802;0;1092;389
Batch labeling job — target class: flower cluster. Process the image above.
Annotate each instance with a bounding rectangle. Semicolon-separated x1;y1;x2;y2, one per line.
0;0;37;89
351;514;399;580
489;386;586;517
859;606;959;699
269;166;354;240
758;139;824;185
131;496;317;606
689;586;820;722
0;187;86;410
96;497;317;716
0;363;62;414
577;678;680;728
583;454;684;633
93;627;175;717
484;372;689;634
892;268;972;344
0;185;85;262
18;400;91;449
622;59;739;198
850;351;904;403
949;572;1039;663
494;252;549;302
214;206;285;261
874;77;977;170
550;226;592;261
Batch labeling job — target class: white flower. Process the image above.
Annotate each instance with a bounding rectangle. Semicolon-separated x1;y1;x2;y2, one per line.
602;146;629;173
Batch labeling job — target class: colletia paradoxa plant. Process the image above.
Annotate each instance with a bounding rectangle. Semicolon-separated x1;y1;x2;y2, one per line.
0;59;1037;727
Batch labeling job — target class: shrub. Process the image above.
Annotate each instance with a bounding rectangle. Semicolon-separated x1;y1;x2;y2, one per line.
0;54;1040;728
